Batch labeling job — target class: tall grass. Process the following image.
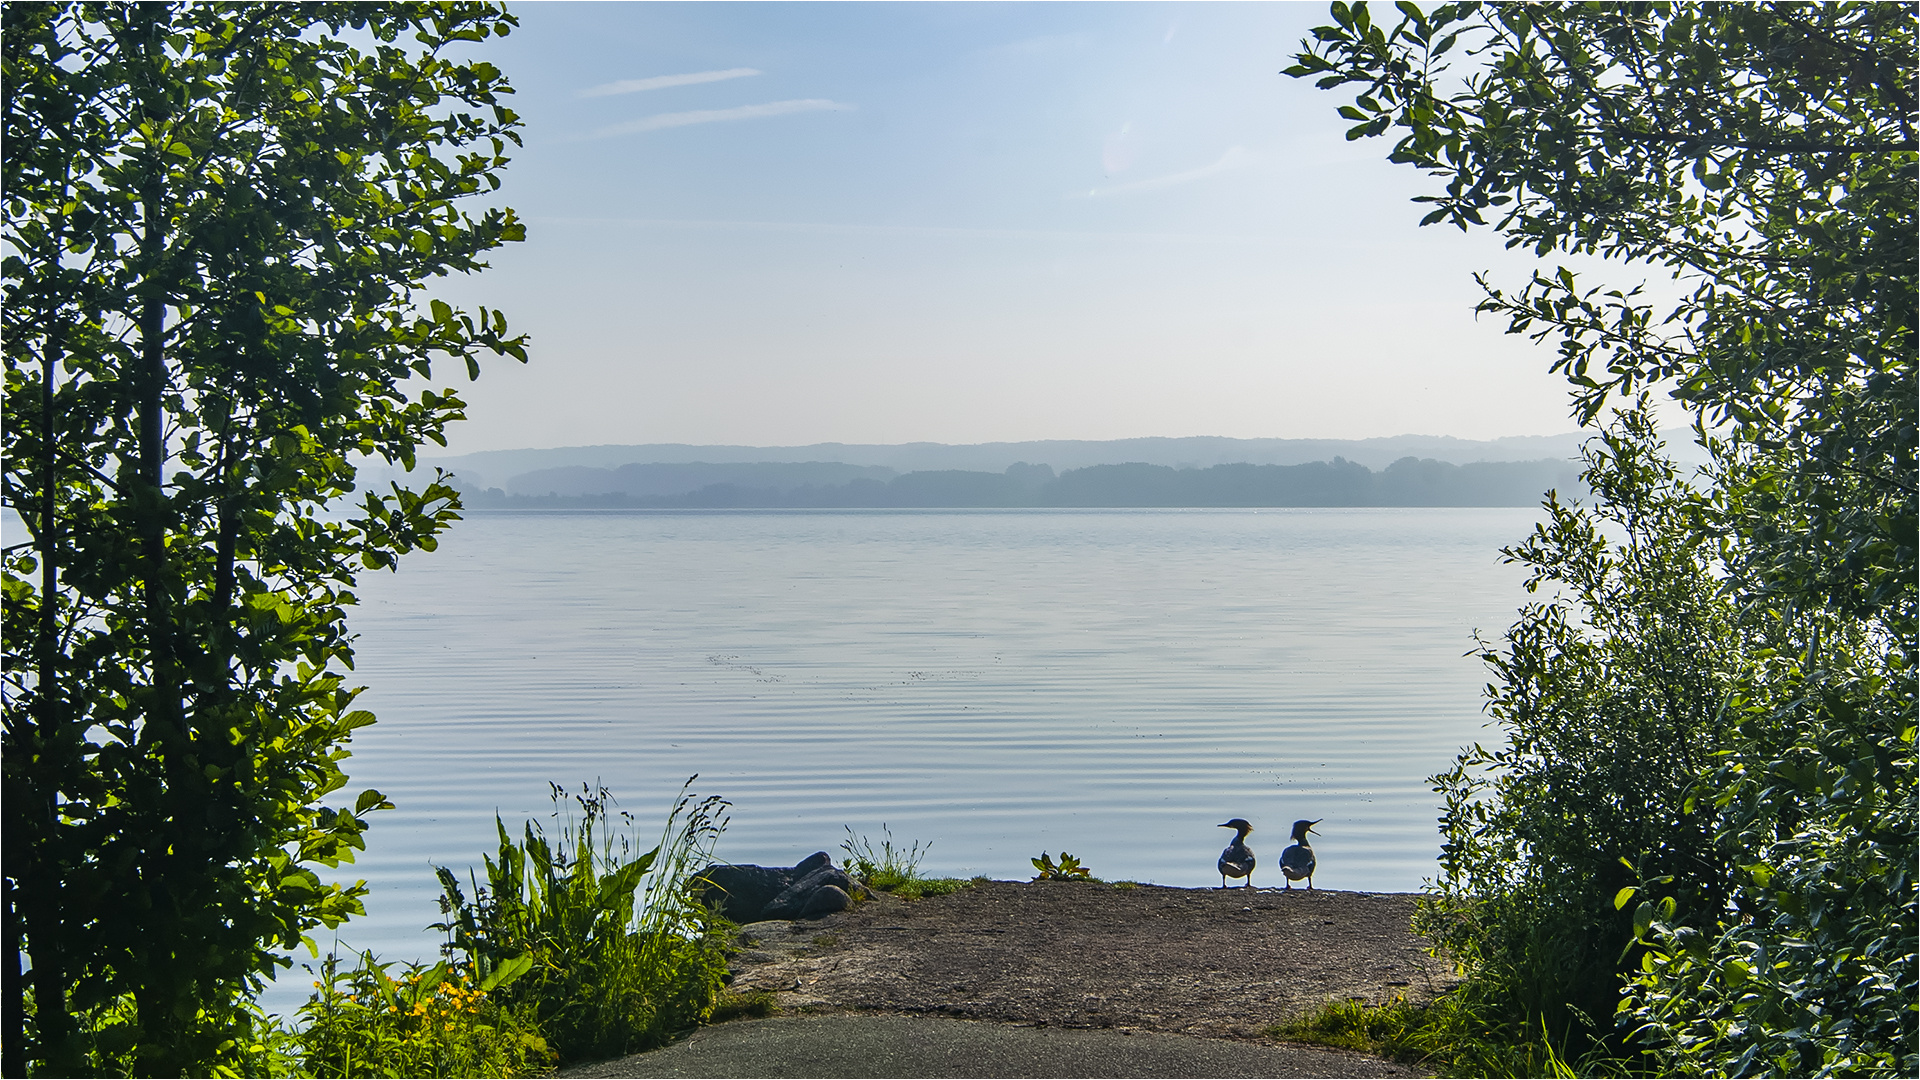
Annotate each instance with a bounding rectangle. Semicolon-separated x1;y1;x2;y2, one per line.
431;778;732;1063
841;824;972;899
840;823;928;891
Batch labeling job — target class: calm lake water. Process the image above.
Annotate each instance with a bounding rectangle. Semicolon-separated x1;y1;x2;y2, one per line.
271;507;1541;1003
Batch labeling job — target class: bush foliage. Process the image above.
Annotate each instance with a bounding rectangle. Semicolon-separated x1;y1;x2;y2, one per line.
2;3;526;1073
432;780;733;1064
1293;3;1915;1074
1420;412;1746;1052
294;952;549;1079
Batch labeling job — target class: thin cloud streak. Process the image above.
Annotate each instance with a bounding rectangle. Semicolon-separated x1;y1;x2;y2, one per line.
584;99;854;140
578;68;760;98
1077;146;1251;198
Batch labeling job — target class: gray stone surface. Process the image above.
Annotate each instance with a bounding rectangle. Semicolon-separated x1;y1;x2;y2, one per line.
561;1014;1428;1079
693;852;854;924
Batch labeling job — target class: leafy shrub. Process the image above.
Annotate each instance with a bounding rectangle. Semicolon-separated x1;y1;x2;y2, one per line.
1612;538;1916;1076
1419;415;1747;1060
1289;3;1916;1073
294;952;549;1078
1421;407;1916;1077
1030;852;1092;881
2;6;526;1071
433;779;732;1063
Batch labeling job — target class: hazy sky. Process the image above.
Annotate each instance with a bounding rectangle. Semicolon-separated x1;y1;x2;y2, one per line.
429;2;1636;453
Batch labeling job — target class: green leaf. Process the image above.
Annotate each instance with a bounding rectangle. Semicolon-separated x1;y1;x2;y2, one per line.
479;951;533;992
1632;900;1655;940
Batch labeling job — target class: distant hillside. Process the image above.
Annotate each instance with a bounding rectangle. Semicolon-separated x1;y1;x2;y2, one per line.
456;456;1586;509
505;461;895;499
406;432;1645;492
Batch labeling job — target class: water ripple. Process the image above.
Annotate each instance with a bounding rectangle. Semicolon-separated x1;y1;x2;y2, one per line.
268;507;1536;1007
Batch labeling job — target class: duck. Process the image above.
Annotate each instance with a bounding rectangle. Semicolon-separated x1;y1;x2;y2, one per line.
1216;818;1256;888
1279;819;1321;890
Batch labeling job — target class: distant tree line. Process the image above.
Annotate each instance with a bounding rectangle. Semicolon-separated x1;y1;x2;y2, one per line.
502;460;895;499
457;456;1584;509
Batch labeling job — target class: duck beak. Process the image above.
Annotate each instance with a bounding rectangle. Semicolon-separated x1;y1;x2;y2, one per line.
1309;820;1322;833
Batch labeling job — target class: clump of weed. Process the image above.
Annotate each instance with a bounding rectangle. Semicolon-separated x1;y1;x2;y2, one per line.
1270;997;1426;1060
708;990;779;1024
1030;852;1092;881
1111;881;1141;890
838;826;974;900
890;877;974;900
841;824;936;894
1269;993;1616;1078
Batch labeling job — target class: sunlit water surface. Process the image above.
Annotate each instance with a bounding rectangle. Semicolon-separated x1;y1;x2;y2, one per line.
267;507;1540;1008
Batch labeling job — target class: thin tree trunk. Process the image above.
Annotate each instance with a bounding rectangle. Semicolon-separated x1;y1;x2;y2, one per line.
2;870;22;1079
16;330;78;1075
135;165;189;1079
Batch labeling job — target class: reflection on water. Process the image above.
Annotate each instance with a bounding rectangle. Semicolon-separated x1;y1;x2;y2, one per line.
273;507;1538;1004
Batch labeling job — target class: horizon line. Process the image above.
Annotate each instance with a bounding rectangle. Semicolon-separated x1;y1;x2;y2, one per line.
417;430;1630;459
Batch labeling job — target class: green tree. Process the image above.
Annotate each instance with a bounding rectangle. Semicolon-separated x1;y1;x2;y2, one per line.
1290;3;1915;1073
2;3;527;1074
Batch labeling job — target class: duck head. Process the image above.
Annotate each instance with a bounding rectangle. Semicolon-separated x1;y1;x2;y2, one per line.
1289;819;1321;842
